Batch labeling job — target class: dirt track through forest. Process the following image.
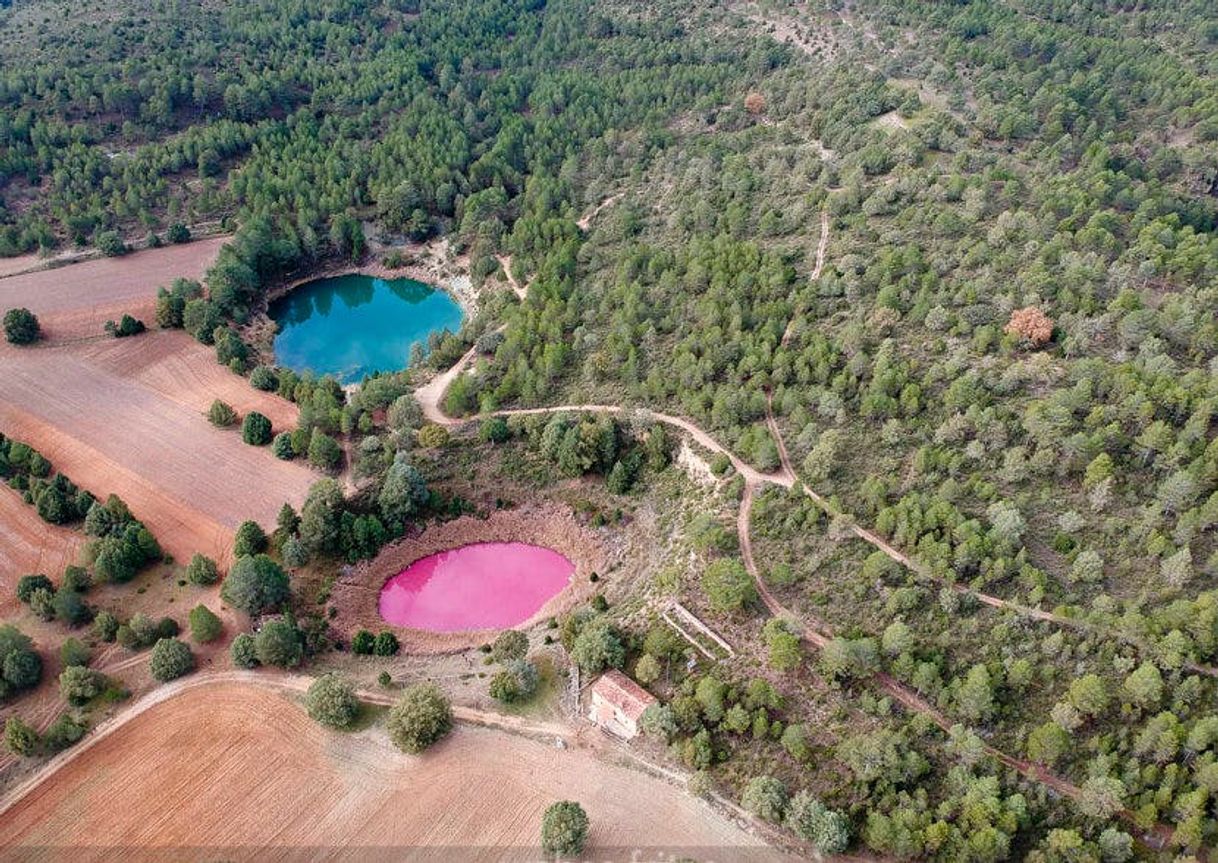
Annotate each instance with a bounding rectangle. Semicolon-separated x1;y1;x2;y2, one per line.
410;253;1192;853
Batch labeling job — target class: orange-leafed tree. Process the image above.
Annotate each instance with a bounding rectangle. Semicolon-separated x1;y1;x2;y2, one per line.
1005;307;1054;347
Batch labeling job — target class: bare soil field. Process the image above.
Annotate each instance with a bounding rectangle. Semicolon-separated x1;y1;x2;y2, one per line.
0;489;85;617
0;332;315;565
0;681;780;862
0;237;228;341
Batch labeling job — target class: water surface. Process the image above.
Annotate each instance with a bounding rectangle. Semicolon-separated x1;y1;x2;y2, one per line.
379;542;574;632
269;274;463;384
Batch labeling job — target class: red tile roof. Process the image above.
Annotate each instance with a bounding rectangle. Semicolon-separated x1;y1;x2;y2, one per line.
591;669;656;721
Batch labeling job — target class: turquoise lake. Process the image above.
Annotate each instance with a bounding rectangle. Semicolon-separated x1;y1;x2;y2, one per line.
268;274;464;384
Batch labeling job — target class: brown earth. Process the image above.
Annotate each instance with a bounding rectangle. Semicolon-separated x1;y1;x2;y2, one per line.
0;680;781;862
0;330;315;566
0;488;85;617
0;237;229;341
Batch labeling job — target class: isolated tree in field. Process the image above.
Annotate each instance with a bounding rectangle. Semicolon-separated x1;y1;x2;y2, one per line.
386;683;452;753
702;558;756;613
491;629;528;663
3;308;40;344
254;615;304;667
233;520;268;556
741;775;788;822
220;554;290;616
570;618;625;674
59;666;105;705
242;411;273;445
186;553;220;585
4;716;39;756
92;611;119;643
208;399;237;427
540;801;588;857
149;638;195;682
188;604;223;643
306;673;360;728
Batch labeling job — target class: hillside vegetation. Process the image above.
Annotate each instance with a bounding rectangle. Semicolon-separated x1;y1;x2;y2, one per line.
3;0;1218;857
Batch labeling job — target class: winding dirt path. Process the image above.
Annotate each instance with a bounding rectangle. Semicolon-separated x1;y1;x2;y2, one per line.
576;193;624;231
495;254;528;301
782;208;830;348
404;289;1192;851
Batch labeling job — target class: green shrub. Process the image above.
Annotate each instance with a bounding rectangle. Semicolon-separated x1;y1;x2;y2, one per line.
59;666;105;704
4;307;41;344
148;638;195;681
541;801;589;857
306;673;360;728
230;632;259;668
241;411;273;445
373;631;400;656
233;520;268;556
272;432;296;460
186;553;220;585
254;616;303;667
15;573;53;604
59;637;91;668
386;683;452;753
208;399;238;427
188;604;223;643
220;554;290;616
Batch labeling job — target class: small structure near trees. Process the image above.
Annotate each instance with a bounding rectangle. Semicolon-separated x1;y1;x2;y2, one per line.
587;669;656;739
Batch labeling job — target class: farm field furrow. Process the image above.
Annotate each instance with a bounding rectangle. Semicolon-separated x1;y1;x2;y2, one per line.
0;681;777;860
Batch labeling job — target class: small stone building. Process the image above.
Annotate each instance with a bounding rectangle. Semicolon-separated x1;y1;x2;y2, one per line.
588;669;656;739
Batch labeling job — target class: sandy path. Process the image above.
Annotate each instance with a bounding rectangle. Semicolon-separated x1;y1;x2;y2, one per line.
0;675;783;861
576;193;623;231
782;208;829;348
494;255;528;300
0;237;229;342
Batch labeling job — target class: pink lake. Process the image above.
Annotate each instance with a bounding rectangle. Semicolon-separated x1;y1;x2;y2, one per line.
378;542;575;632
